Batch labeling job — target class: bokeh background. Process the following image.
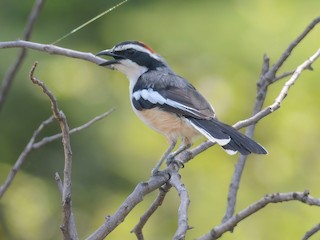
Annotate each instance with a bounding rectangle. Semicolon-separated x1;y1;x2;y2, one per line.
1;0;320;239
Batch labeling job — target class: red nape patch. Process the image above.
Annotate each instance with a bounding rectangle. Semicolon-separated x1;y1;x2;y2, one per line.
138;41;156;53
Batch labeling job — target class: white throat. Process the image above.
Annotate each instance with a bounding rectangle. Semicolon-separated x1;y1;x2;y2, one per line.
114;59;148;84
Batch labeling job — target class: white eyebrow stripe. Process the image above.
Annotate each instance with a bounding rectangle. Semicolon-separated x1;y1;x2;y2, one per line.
114;44;162;61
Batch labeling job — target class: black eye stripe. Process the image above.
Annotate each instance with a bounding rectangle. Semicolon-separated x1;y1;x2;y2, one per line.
114;49;136;57
114;48;165;69
127;48;136;55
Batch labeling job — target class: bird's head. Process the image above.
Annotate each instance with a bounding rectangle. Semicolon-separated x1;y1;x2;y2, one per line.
97;41;168;80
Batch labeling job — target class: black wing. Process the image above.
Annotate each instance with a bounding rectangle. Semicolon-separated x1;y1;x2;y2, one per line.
132;71;215;119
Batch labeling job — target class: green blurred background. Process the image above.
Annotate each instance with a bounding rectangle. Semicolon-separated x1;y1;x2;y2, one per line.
1;0;320;239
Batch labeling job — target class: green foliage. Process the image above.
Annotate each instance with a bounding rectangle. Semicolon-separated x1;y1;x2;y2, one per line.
1;0;320;239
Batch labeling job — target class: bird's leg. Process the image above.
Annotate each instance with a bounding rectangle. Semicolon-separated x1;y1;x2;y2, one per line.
167;142;192;164
151;140;177;175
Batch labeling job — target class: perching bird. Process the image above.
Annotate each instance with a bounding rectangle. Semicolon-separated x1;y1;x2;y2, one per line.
97;41;267;174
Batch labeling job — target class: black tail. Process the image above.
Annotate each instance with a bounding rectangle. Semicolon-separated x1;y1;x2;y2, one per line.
188;118;267;155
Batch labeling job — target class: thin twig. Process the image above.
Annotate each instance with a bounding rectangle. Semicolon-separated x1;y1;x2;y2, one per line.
270;16;320;75
55;172;63;194
0;116;54;198
0;0;45;111
197;191;320;240
131;183;172;240
302;223;320;240
234;48;320;130
30;62;78;240
0;40;108;66
273;70;295;82
32;108;115;149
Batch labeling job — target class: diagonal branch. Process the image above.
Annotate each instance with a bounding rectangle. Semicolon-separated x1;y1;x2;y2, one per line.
302;223;320;240
131;183;171;240
0;0;45;111
269;16;320;76
197;191;320;240
86;173;171;240
0;116;54;199
32;108;115;149
0;109;114;199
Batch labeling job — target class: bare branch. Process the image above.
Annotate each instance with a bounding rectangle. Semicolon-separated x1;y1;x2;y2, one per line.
1;16;318;240
220;13;320;221
197;191;320;240
0;109;114;199
220;48;320;223
30;62;78;240
55;172;77;240
131;183;171;240
170;172;190;240
270;16;320;75
273;70;295;82
181;48;320;166
0;0;45;110
0;116;54;198
234;48;320;130
86;173;170;240
0;40;108;66
302;223;320;240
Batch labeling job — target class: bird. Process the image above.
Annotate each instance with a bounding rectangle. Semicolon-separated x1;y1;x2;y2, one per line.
97;41;267;174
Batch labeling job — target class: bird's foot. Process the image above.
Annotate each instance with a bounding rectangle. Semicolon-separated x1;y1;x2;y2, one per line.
166;156;184;169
